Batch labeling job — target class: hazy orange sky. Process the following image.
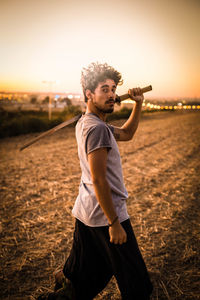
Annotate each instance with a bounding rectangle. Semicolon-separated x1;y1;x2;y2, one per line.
0;0;200;98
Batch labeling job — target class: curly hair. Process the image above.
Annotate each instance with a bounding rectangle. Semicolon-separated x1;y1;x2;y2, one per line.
81;62;123;102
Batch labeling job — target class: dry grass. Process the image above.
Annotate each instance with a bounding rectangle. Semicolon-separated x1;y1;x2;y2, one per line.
0;111;200;299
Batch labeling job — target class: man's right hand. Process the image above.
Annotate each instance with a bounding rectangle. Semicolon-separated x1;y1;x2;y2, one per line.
109;221;127;245
128;87;144;103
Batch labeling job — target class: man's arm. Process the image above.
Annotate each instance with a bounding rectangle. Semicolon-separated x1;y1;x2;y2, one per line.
113;88;144;141
88;147;127;245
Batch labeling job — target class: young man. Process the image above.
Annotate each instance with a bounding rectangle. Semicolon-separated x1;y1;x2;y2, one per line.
38;62;153;300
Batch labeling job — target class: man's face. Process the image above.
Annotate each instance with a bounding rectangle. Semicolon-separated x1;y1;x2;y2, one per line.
90;79;117;114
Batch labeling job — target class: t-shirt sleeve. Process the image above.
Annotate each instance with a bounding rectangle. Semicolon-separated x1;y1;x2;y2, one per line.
107;124;114;134
86;123;112;154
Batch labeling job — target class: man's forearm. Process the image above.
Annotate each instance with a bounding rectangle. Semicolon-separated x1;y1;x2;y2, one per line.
93;177;127;244
121;101;143;139
93;178;117;224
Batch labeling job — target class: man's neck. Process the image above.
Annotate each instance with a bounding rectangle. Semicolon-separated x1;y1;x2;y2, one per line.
86;107;107;122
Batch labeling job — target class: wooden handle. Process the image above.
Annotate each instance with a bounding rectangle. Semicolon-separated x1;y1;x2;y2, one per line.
117;85;152;102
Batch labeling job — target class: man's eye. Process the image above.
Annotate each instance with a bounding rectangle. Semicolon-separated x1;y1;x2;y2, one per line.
103;89;108;93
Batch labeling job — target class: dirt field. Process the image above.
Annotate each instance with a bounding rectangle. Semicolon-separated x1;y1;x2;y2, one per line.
0;111;200;300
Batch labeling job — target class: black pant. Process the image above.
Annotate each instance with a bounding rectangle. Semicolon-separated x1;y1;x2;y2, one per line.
63;219;153;300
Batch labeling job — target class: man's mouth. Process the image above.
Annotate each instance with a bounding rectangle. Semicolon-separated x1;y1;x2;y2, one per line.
107;100;114;105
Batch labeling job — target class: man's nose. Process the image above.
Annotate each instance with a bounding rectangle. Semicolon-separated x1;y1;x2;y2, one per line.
108;90;115;98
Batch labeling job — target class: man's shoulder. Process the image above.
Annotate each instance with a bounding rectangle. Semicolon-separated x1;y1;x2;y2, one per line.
77;114;107;132
76;114;114;143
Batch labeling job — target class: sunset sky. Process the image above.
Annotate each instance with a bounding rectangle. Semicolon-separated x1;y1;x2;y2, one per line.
0;0;200;98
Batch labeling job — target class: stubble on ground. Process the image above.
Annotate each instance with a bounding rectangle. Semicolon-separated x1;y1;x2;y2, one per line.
0;111;199;299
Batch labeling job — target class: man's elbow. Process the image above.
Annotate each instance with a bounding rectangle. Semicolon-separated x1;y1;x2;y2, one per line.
122;129;136;141
92;176;107;187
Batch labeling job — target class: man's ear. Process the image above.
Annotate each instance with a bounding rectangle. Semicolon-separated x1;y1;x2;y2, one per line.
85;89;93;101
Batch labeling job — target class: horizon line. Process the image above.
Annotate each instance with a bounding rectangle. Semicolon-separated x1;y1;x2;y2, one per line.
0;90;200;100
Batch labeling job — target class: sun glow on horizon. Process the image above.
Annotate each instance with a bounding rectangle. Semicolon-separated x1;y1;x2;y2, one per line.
0;0;200;98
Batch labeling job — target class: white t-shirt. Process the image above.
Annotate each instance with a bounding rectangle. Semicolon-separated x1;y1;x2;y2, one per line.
72;113;129;227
